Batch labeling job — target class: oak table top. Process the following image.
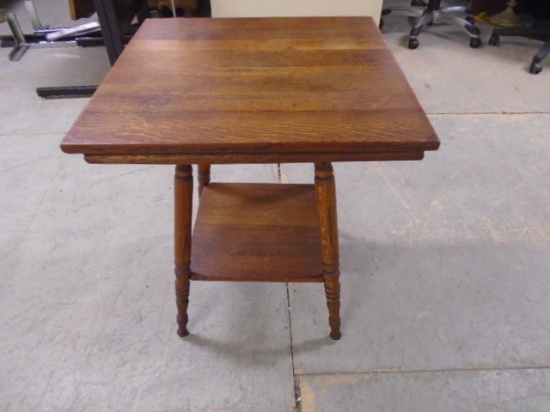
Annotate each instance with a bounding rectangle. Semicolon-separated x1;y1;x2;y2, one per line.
61;16;439;163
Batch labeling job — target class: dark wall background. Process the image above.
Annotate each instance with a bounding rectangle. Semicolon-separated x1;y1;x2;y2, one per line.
470;0;550;19
522;0;550;20
470;0;507;15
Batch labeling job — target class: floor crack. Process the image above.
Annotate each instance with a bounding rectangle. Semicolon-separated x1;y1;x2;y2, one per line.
428;111;550;116
297;364;550;378
286;283;301;411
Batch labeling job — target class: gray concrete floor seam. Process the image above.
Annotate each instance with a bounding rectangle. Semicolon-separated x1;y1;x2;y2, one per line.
295;364;550;378
428;112;550;116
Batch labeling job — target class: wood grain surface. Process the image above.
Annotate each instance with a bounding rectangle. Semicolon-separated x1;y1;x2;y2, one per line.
190;183;324;282
61;17;439;162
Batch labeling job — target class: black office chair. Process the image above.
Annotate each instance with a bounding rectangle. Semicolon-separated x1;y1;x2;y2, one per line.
382;0;481;49
489;24;550;74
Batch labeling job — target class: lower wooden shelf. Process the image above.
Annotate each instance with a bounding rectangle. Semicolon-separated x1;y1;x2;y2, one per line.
190;183;324;282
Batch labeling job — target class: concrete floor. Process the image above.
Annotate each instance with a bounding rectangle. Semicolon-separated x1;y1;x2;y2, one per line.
1;1;549;411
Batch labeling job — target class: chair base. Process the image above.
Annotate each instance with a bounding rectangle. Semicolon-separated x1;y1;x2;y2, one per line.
489;26;550;74
383;0;481;49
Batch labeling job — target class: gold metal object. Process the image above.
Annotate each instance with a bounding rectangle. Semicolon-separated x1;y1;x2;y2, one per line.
487;0;530;28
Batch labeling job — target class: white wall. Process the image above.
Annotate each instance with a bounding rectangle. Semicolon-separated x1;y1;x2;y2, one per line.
211;0;383;25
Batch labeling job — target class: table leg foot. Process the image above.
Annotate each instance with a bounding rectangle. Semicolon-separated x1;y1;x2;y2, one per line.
175;267;190;337
325;274;342;340
177;328;189;338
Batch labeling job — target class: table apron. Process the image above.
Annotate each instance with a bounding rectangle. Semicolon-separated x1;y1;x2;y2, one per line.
84;151;425;164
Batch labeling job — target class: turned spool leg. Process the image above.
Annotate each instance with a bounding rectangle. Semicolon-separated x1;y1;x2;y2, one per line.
175;164;193;337
198;164;211;196
314;162;342;340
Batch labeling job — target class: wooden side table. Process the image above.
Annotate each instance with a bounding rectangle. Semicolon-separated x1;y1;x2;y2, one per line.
61;17;439;340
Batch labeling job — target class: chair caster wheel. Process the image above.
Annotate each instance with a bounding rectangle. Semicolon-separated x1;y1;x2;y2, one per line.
408;38;419;49
529;62;542;74
470;37;481;48
488;34;499;46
